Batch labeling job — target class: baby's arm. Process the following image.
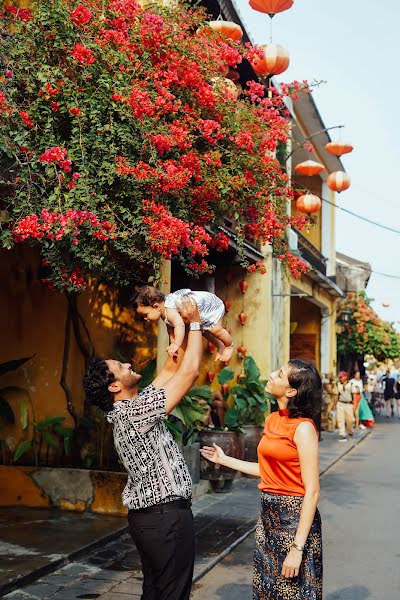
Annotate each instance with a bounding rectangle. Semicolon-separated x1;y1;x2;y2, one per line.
166;308;187;356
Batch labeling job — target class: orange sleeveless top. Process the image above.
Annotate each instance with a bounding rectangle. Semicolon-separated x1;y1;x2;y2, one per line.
257;409;318;497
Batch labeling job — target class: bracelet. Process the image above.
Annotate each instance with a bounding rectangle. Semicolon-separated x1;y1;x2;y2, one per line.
291;542;304;552
189;322;201;331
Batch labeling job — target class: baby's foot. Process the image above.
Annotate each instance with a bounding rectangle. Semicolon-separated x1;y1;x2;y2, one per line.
216;343;235;362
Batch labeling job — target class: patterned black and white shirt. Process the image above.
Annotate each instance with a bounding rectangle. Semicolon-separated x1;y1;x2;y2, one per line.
107;385;192;510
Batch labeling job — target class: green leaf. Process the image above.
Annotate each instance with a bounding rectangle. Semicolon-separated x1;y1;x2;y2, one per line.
244;356;260;381
34;416;65;431
224;408;239;428
42;430;58;448
0;356;34;377
217;367;235;385
0;397;15;424
14;439;33;462
186;386;213;401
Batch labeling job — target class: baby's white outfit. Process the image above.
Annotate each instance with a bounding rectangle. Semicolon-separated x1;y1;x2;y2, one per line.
164;288;225;330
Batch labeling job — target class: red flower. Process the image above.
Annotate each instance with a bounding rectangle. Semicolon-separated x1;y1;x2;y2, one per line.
70;6;93;26
69;106;81;116
59;159;72;173
51;101;60;112
39;147;67;163
19;111;33;127
5;4;32;21
71;43;95;65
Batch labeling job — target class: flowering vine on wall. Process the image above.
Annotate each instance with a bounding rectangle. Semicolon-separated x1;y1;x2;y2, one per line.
0;0;308;292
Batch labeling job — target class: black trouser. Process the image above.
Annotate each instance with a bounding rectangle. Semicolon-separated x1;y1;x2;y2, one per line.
128;499;195;600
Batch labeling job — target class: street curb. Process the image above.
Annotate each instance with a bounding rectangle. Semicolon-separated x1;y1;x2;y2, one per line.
0;525;128;598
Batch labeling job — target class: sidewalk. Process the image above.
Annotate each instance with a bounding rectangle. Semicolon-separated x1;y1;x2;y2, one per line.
0;428;370;599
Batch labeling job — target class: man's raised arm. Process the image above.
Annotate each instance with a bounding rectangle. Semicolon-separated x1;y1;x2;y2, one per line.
154;297;203;414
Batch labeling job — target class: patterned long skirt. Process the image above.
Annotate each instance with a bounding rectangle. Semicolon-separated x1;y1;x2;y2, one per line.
253;492;322;600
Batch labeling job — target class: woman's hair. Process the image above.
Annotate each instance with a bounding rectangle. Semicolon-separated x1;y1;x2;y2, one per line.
286;359;322;421
133;285;165;307
83;357;116;412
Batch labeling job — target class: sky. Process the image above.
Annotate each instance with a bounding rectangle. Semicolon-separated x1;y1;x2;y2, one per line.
233;0;400;326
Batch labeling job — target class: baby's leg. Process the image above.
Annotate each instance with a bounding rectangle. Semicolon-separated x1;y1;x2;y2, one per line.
206;321;234;362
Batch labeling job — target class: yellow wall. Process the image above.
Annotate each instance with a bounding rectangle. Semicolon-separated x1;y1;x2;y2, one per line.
0;246;156;457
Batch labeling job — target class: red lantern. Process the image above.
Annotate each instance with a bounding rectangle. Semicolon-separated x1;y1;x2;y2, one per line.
212;77;239;101
296;194;321;215
239;280;249;294
221;383;230;395
250;44;290;76
327;171;350;193
207;370;216;383
237;345;247;358
208;20;243;42
208;341;216;353
249;0;294;17
224;299;232;312
325;142;353;157
239;312;248;325
294;160;324;177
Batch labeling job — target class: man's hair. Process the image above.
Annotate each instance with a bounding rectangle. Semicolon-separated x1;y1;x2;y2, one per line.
83;357;115;412
286;359;322;422
133;285;165;307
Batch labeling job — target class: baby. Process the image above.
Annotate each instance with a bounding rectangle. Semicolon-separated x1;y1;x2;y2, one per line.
135;286;234;362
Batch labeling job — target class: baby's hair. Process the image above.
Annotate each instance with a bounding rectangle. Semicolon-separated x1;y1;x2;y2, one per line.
134;285;166;307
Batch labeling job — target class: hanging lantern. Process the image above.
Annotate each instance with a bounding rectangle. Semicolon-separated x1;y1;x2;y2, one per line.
250;44;290;76
212;77;239;101
239;280;249;294
382;301;390;308
221;383;230;395
239;311;248;325
208;341;216;353
296;194;321;215
249;0;294;17
325;142;353;157
327;171;350;193
294;160;324;177
224;271;233;283
224;299;232;312
237;345;247;358
207;370;216;383
208;20;243;42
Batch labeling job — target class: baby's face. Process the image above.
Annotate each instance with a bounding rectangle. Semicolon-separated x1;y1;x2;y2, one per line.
136;303;162;322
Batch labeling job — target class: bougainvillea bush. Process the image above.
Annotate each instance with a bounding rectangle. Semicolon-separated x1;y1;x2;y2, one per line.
337;292;400;361
0;0;307;291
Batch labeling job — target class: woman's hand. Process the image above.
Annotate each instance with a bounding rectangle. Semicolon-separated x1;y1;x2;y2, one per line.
200;443;226;465
281;547;303;579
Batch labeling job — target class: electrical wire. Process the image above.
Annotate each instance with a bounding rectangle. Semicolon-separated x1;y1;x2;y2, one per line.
322;196;400;235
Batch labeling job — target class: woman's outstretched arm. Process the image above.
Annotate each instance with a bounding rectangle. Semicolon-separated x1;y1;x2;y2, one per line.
200;443;260;477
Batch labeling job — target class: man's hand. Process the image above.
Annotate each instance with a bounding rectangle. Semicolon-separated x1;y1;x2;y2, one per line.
177;296;200;324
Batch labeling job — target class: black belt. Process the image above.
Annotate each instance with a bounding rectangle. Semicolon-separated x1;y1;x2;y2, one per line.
129;498;191;514
338;400;353;404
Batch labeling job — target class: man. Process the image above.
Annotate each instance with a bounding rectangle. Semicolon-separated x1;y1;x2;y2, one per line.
350;371;366;430
83;298;202;600
382;369;395;418
333;371;355;442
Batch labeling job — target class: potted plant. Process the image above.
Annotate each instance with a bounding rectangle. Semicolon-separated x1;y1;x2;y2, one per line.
198;367;245;491
224;356;275;462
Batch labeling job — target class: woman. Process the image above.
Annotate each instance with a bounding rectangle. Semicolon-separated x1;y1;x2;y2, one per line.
394;375;400;418
200;359;322;600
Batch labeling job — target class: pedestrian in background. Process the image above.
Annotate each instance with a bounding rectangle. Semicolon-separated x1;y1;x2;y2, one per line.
200;360;323;600
382;369;395;418
333;371;355;442
393;375;400;419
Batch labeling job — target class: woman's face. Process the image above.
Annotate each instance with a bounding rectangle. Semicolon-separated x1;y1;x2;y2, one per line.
266;364;294;399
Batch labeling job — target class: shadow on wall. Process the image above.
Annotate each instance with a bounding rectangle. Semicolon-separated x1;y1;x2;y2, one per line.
325;586;373;600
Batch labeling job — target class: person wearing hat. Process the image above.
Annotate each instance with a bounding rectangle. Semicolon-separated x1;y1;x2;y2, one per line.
333;371;356;442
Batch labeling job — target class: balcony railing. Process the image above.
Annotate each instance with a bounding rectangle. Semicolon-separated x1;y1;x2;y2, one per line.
296;230;327;275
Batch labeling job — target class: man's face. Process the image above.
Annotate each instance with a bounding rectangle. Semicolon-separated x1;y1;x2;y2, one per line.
354;372;361;380
339;374;348;384
105;360;141;391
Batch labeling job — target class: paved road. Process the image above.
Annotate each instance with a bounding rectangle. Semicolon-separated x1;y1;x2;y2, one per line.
191;419;400;600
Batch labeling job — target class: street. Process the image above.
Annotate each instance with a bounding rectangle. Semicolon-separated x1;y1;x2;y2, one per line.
3;421;398;600
192;418;400;600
